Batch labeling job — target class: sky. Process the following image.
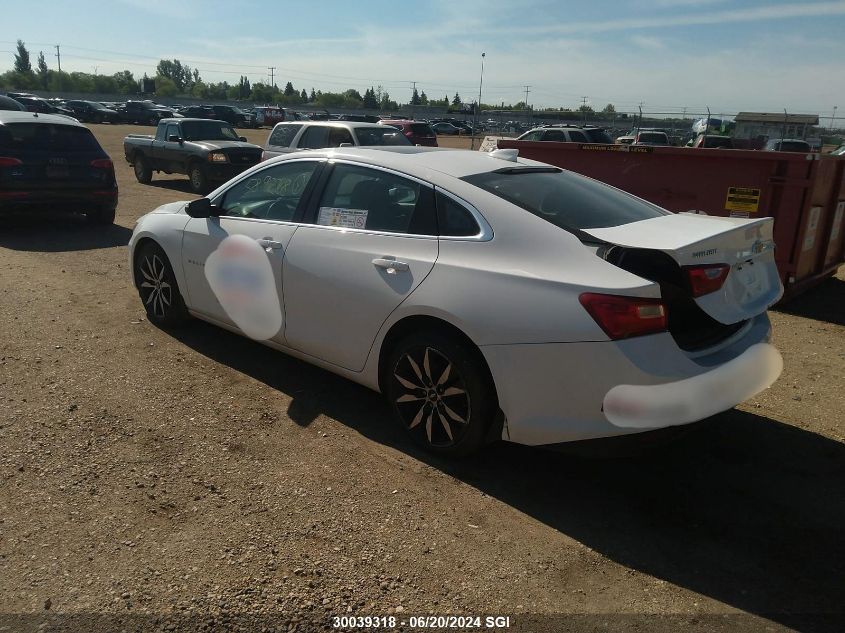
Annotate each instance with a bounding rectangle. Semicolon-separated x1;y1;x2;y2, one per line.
2;0;844;120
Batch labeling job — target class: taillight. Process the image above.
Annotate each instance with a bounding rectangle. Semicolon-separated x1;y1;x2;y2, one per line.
91;159;113;169
579;293;667;340
684;264;730;297
0;157;23;166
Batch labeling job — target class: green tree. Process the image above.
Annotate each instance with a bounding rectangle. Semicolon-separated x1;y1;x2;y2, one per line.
154;76;179;97
601;103;616;116
283;81;296;97
156;59;195;92
411;87;421;106
363;87;378;109
191;81;209;99
113;70;137;95
452;92;461;106
14;40;32;74
36;51;48;88
300;88;307;101
309;87;316;102
420;91;428;105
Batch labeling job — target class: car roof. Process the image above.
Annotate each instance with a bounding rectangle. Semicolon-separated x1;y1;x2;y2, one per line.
161;117;229;124
275;120;391;129
0;110;85;126
265;146;550;180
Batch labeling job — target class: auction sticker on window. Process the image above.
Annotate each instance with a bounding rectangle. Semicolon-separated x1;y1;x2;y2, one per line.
318;206;368;229
725;186;761;213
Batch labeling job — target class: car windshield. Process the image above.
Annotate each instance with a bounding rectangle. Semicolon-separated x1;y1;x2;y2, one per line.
180;121;240;141
354;127;412;146
0;123;101;151
462;168;667;233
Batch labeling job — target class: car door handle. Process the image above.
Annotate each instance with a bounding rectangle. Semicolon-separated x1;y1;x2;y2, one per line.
372;258;410;274
258;238;283;250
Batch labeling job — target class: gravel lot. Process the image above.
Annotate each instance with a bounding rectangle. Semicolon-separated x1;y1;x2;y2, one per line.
0;124;843;633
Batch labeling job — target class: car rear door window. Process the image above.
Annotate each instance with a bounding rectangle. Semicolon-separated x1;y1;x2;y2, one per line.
219;160;320;221
543;130;567;142
298;126;330;149
328;127;354;147
435;191;480;237
313;163;436;235
567;130;589;142
268;124;301;148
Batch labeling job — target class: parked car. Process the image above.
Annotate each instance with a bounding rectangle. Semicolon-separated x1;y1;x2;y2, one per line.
336;113;381;123
763;139;811;152
689;134;734;149
123;118;262;194
0;110;117;223
616;134;635;145
262;121;411;160
431;122;463;135
633;130;670;146
64;100;121;124
830;145;845;156
517;126;594;143
119;101;180;125
177;105;216;119
252;106;291;127
379;120;438;147
13;96;75;118
0;95;26;111
129;147;783;456
208;105;255;128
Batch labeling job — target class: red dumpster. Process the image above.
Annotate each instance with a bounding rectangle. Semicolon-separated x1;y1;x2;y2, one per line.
496;140;845;299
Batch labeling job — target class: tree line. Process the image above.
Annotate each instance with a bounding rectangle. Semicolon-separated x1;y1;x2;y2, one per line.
1;40;621;115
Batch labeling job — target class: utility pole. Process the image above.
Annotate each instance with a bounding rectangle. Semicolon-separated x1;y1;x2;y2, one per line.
54;44;61;73
523;85;531;125
267;67;276;87
581;96;589;123
471;52;485;150
832;106;838;131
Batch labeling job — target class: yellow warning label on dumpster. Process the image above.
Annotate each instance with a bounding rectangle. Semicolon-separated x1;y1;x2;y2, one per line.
725;187;761;213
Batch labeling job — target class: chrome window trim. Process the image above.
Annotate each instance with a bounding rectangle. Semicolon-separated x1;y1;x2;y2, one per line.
434;187;494;242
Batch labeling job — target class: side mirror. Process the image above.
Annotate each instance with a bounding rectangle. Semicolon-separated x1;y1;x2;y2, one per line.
185;198;222;218
168;135;182;143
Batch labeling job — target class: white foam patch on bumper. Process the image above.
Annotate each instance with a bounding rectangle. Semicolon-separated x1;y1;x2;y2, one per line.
603;343;783;429
204;234;283;341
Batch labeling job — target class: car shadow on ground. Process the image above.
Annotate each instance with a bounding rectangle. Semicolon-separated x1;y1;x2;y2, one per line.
774;276;845;326
0;214;133;252
171;320;843;633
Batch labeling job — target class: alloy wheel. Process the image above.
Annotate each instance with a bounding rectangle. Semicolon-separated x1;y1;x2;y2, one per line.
392;346;471;447
138;254;172;319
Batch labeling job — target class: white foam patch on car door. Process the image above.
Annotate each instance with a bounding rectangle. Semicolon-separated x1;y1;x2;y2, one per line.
204;234;283;341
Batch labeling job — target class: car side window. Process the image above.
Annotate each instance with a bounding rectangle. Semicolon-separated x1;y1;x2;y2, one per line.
329;127;354;147
219;161;319;221
298;126;330;149
543;130;567;142
313;163;436;235
568;130;588;142
165;124;180;141
268;124;301;148
522;131;542;141
155;124;167;141
435;191;480;237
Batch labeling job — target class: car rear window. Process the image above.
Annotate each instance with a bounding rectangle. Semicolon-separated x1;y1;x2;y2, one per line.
0;123;101;151
462;168;667;233
637;132;668;144
779;141;810;152
354;127;411;146
268;124;301;147
410;123;434;136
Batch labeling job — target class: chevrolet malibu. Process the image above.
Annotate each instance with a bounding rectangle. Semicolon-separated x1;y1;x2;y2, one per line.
129;147;783;456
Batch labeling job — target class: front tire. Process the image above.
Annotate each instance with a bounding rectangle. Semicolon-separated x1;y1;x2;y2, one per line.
188;163;209;194
133;155;152;184
386;331;496;457
134;242;188;326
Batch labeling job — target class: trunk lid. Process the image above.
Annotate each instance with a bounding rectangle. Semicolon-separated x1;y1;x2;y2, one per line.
584;213;783;324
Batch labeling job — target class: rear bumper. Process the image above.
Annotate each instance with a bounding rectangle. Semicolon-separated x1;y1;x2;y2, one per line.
480;313;779;446
0;188;118;213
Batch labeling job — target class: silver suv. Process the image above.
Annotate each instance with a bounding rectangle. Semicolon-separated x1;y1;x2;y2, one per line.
517;125;613;143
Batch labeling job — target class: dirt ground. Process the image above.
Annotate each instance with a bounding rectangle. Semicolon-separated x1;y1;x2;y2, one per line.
0;124;843;633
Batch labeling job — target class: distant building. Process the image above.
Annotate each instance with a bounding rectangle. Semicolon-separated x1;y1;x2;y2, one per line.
734;112;819;141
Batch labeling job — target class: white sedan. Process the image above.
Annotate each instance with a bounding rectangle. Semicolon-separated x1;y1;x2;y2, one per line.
129;147;784;456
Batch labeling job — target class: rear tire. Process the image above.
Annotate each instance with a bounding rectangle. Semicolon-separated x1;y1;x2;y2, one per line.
134;241;189;326
133;155;152;184
188;163;209;194
386;330;496;457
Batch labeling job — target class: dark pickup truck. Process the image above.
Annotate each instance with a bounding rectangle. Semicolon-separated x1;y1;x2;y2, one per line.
123;118;263;194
